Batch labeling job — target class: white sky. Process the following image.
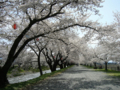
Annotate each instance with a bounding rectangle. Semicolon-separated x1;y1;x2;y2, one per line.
87;0;120;48
90;0;120;25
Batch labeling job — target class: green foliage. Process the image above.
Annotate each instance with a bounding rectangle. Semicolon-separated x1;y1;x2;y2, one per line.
31;66;49;73
8;66;18;74
1;65;73;90
8;66;24;74
41;66;49;71
31;68;39;73
18;68;24;72
13;73;22;77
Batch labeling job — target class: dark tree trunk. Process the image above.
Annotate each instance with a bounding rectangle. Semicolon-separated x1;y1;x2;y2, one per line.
117;66;119;71
38;52;43;76
52;63;57;72
0;57;15;88
59;64;63;69
48;63;53;72
90;64;92;67
94;62;97;69
105;61;108;71
12;65;14;68
64;63;67;68
0;21;34;87
0;69;9;88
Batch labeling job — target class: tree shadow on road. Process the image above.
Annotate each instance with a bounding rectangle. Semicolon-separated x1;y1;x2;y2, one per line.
30;75;120;90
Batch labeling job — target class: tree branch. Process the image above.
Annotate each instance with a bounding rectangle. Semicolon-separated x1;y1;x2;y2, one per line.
26;9;32;22
28;44;38;56
12;23;97;61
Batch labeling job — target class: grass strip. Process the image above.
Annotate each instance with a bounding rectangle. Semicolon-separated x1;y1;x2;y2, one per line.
81;65;120;78
1;65;73;90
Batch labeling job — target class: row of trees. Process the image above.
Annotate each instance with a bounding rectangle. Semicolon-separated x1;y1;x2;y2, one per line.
0;0;117;88
79;11;120;71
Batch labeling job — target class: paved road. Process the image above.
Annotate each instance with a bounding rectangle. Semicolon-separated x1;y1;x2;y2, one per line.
31;65;120;90
8;68;60;84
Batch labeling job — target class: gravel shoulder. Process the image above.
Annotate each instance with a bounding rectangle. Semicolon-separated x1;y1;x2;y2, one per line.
31;65;120;90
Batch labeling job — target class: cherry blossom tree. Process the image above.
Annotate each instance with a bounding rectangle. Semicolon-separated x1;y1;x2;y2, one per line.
28;38;48;75
92;11;120;71
42;38;70;72
0;0;107;87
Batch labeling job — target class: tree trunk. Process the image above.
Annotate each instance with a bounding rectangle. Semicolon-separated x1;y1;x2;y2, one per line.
64;63;67;68
59;64;63;69
105;61;108;71
52;63;57;72
38;52;43;76
90;64;92;67
0;57;15;88
0;22;34;87
12;65;14;68
94;62;97;69
117;66;119;71
47;63;53;72
0;69;9;88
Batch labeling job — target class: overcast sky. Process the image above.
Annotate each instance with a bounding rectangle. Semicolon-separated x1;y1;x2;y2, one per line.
90;0;120;25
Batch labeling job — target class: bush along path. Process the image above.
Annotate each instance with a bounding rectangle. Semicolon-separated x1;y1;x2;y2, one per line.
0;65;73;90
30;65;120;90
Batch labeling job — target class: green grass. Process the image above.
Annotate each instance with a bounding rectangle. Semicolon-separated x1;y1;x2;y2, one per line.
31;66;50;73
1;65;73;90
41;66;49;71
81;65;120;77
82;65;94;69
18;68;24;72
8;66;18;74
8;67;25;75
95;69;120;77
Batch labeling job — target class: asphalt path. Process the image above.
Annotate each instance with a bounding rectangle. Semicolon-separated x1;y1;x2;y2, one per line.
30;65;120;90
8;68;60;84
